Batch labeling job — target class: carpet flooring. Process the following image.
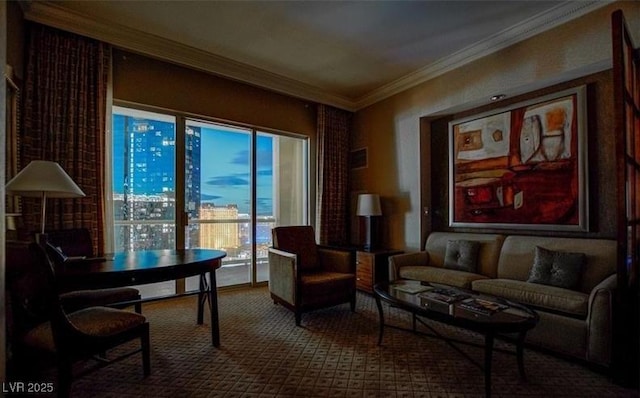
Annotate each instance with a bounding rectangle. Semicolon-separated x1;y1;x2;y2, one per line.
38;287;639;397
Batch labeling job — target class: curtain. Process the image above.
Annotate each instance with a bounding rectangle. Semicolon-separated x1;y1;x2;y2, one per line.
316;104;352;245
21;23;111;253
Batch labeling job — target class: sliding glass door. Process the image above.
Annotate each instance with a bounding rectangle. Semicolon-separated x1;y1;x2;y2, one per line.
111;106;308;292
111;107;177;296
184;120;308;287
184;121;253;288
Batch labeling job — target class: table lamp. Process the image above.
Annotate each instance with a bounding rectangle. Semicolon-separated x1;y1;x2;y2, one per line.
5;160;86;236
357;193;382;251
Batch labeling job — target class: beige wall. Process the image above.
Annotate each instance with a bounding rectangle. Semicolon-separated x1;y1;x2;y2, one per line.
351;1;640;251
113;50;317;137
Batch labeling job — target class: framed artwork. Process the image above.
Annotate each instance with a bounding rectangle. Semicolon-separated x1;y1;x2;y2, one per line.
350;147;368;170
448;85;588;231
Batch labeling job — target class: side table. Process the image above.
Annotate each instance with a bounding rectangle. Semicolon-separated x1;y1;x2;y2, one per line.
356;249;403;294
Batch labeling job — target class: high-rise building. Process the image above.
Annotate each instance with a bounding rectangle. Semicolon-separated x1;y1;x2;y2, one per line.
199;204;240;250
112;114;201;251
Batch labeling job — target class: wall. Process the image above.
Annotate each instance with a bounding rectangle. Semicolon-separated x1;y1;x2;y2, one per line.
351;1;640;251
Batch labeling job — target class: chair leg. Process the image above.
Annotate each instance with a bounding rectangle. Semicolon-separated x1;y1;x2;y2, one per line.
141;325;151;377
135;302;142;314
295;311;302;326
56;358;73;398
350;293;357;312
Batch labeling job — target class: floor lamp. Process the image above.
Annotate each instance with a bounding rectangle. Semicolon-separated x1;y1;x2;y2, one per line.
357;193;382;252
5;160;85;242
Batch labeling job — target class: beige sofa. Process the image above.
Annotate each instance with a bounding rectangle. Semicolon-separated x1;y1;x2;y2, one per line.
389;232;617;367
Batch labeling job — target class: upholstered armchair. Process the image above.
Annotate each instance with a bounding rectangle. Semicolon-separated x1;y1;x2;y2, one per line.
268;226;356;325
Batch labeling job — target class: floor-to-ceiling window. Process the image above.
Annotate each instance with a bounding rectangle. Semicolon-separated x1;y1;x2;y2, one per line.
110;105;308;296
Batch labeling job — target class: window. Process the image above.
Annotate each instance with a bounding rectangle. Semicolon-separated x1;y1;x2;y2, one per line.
112;107;176;252
110;106;308;296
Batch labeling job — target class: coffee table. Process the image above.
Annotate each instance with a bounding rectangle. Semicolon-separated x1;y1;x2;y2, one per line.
374;280;538;398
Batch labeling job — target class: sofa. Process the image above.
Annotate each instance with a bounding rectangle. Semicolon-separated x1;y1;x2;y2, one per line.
389;232;617;367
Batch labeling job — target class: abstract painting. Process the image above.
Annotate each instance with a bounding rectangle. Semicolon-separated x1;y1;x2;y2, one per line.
449;86;588;231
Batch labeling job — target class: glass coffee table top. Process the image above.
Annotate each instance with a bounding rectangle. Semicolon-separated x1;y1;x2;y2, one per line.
375;279;538;329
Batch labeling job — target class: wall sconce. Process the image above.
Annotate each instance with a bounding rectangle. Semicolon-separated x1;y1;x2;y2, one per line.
357;193;382;252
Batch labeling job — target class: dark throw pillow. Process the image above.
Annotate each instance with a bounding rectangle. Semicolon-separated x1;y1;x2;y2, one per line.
527;246;586;290
443;240;481;273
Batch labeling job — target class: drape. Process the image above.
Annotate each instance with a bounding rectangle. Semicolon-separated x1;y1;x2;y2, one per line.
21;23;110;253
316;104;352;246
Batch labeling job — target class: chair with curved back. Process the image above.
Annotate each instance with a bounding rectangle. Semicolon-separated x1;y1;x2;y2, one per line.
8;243;151;398
268;225;356;325
45;228;142;313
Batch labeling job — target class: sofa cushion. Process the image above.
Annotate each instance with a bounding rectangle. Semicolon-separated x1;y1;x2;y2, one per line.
399;266;488;289
424;232;505;278
444;240;480;273
472;278;589;318
497;236;616;294
527;246;585;290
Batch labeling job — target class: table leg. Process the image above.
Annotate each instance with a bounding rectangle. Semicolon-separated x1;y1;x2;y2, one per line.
197;273;208;325
484;333;494;398
516;331;527;380
375;294;385;346
196;270;220;347
208;269;220;347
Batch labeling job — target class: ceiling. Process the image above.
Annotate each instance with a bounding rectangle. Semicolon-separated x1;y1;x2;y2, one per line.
23;1;611;110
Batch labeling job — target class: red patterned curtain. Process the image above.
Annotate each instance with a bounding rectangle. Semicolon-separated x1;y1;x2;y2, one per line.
21;23;110;253
316;104;352;245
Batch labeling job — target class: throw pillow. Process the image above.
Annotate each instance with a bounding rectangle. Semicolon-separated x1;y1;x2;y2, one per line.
527;246;586;290
443;240;481;273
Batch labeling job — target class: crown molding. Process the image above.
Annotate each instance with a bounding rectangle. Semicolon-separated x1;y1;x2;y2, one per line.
23;0;612;113
353;0;614;110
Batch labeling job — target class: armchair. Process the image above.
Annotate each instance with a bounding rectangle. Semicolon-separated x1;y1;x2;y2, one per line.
268;226;356;326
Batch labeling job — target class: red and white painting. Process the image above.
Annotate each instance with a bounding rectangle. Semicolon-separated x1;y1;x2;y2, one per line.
449;86;588;231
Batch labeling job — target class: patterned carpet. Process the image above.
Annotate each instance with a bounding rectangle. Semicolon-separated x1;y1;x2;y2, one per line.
43;287;638;397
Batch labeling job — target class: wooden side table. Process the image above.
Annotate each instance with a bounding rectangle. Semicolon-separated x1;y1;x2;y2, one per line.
356;249;403;294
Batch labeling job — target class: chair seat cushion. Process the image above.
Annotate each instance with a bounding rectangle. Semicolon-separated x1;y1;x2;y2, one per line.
61;287;140;312
23;307;147;352
300;271;355;302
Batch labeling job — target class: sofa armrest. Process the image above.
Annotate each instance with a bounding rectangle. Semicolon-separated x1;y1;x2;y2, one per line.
586;273;616;366
268;248;298;305
318;248;354;274
388;251;430;281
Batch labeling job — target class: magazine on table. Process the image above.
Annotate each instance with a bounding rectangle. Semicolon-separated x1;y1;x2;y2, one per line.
458;297;509;316
419;288;471;304
391;283;432;294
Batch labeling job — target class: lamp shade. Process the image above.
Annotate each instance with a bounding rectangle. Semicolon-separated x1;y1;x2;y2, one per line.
5;160;85;198
356;194;382;216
